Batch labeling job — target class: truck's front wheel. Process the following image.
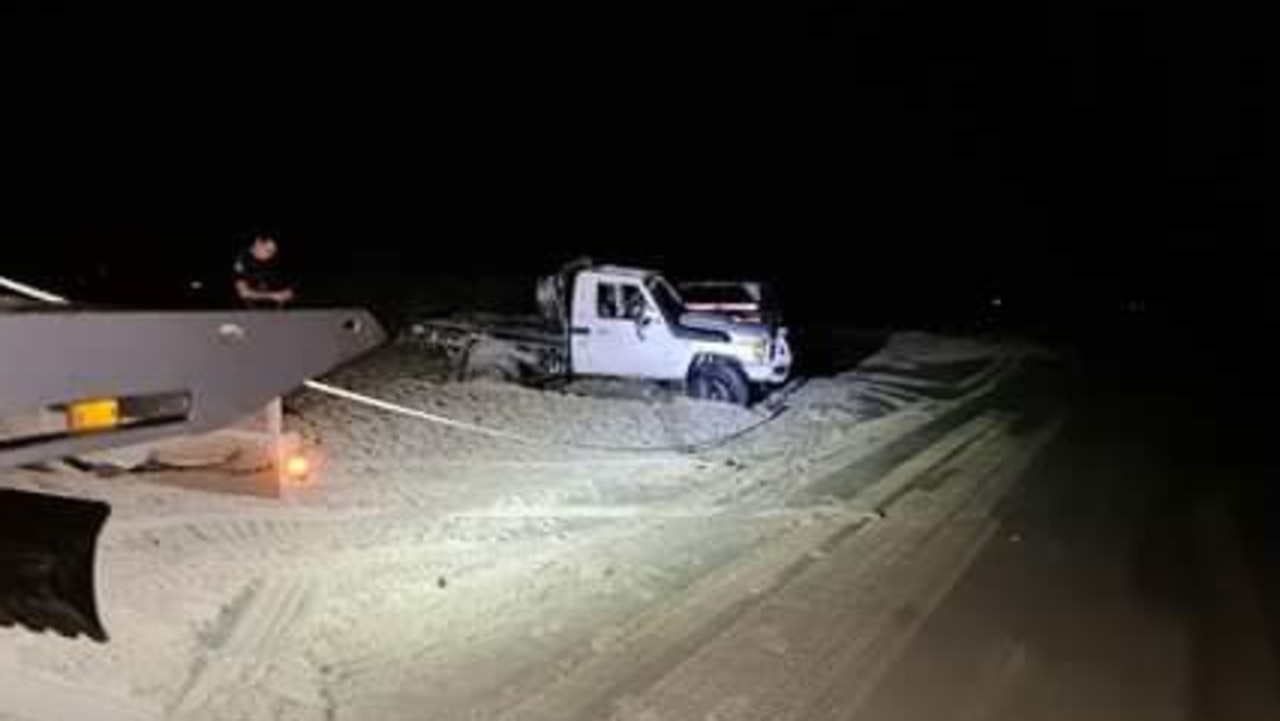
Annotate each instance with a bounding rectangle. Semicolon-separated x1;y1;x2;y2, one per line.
687;360;751;406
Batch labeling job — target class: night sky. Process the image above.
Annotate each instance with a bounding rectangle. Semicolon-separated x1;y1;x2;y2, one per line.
1;4;1272;343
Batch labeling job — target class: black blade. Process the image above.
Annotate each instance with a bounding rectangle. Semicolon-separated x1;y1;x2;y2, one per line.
0;489;110;642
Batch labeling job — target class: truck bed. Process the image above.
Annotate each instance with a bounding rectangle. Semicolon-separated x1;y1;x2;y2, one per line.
408;312;566;347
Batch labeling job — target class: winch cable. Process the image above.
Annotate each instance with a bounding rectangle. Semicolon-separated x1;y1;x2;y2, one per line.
302;379;541;446
0;274;70;305
2;274;789;455
302;378;788;455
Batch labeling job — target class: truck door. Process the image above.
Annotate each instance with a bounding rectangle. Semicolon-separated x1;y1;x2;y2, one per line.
572;279;675;378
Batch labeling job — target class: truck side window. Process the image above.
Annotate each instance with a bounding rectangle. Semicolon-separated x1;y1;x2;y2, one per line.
621;285;648;320
597;283;620;319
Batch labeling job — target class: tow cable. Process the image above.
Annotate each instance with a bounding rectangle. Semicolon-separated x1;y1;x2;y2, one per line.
302;378;789;455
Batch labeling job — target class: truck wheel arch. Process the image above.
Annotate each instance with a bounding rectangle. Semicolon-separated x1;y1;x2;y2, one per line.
686;355;752;405
460;338;524;382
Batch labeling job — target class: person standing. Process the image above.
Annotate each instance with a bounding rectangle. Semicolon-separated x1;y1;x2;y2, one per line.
233;231;296;308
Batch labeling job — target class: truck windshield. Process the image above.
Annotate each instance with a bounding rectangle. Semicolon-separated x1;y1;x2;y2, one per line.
646;277;686;322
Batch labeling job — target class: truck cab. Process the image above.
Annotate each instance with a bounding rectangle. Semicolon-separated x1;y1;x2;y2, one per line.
568;266;791;403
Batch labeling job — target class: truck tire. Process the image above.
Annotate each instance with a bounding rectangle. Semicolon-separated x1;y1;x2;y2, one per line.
687;360;751;406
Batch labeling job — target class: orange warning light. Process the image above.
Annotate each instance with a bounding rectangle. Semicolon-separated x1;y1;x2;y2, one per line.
283;453;312;482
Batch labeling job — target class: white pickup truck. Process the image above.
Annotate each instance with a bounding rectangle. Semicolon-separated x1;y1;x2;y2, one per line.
408;261;792;405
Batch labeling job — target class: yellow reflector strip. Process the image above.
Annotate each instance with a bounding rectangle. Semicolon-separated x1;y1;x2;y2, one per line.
67;398;120;432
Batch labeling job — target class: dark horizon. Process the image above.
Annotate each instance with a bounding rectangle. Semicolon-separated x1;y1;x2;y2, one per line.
1;4;1274;344
0;223;1256;350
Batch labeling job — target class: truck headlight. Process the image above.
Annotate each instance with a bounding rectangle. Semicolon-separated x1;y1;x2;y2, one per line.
736;338;769;363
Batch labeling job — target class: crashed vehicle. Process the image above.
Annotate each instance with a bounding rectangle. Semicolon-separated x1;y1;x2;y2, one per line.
407;259;792;405
0;288;384;641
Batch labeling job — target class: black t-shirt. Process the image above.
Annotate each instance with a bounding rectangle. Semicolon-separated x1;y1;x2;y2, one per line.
233;250;289;294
